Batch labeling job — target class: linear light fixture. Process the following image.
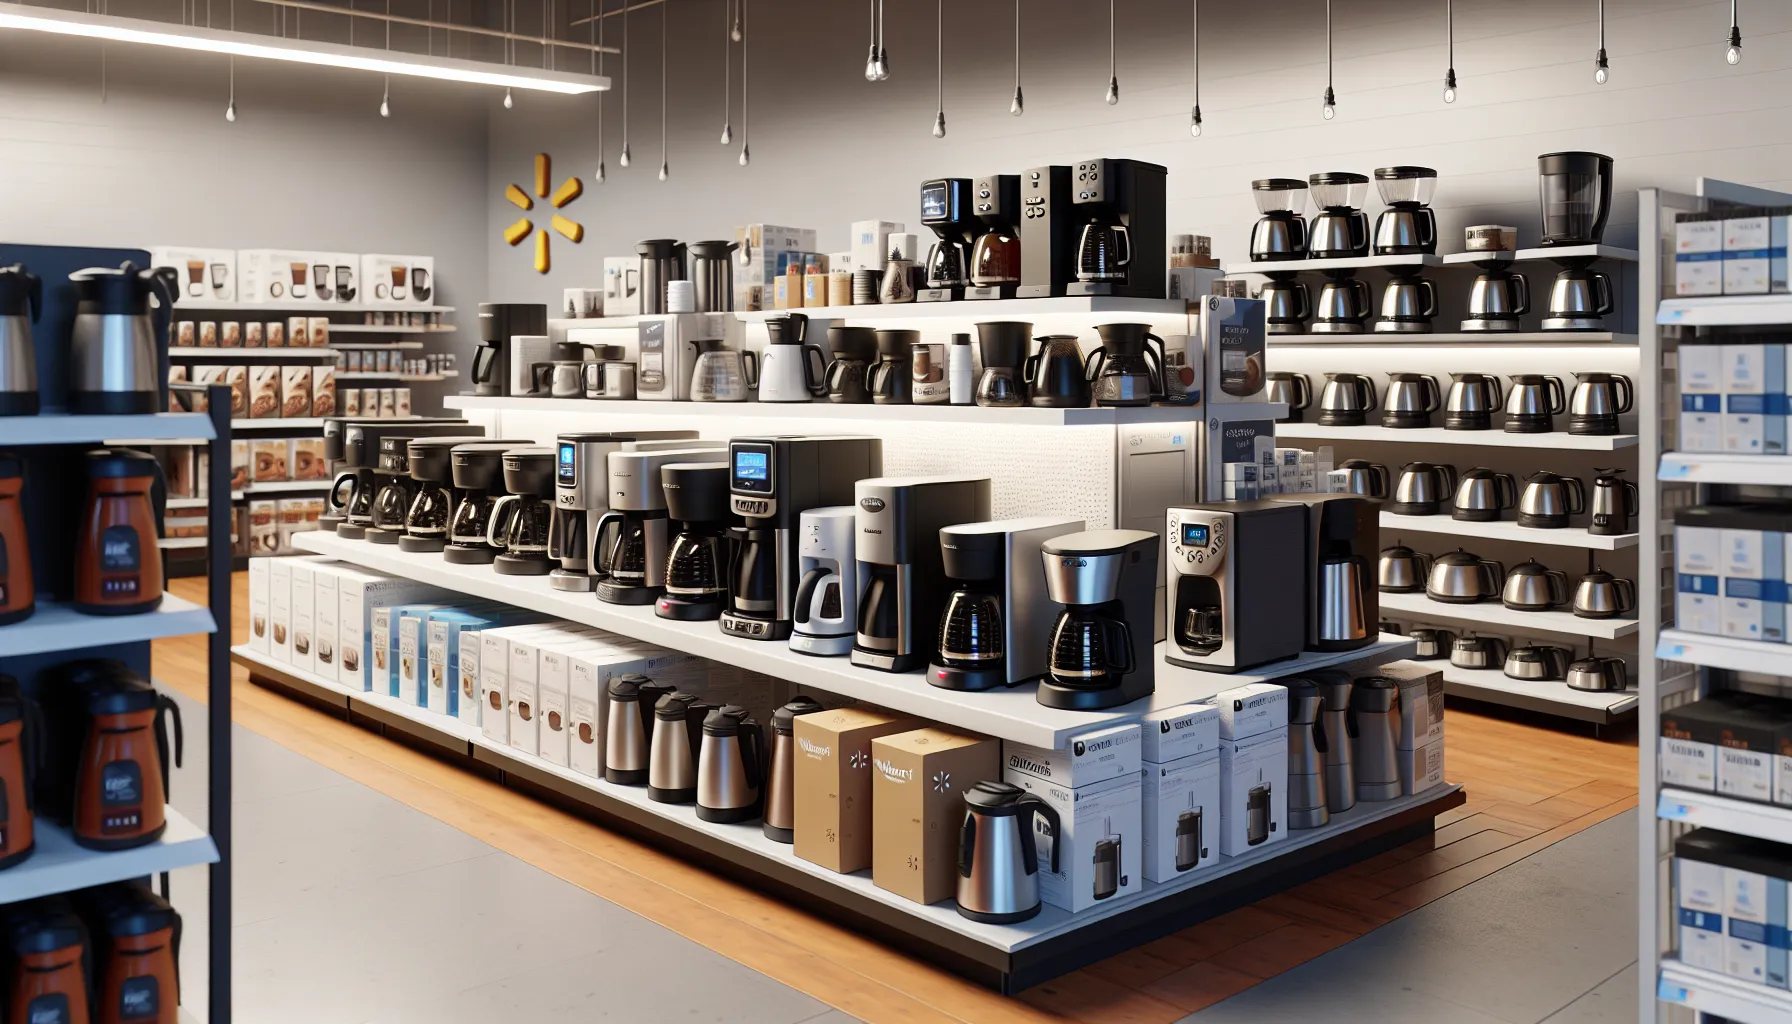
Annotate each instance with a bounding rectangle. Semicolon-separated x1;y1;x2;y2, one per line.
0;1;609;94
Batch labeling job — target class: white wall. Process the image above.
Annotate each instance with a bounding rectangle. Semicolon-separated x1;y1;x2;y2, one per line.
485;0;1792;300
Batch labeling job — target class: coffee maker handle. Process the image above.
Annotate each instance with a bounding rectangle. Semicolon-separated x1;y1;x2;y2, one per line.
148;457;168;541
1145;332;1169;397
1292;372;1312;409
486;495;520;548
801;345;828;395
742;721;766;792
1022;795;1061;875
1105;617;1137;676
1294;282;1311;323
1591;271;1614;317
1481;559;1506;593
1419;279;1440;320
958;811;978;878
1419;208;1437;252
1488;636;1509;662
1614;373;1635;414
1484;374;1505;407
1495;473;1518;510
1615;577;1638;616
1546;570;1571;608
1350;211;1368;254
548;506;567;560
330;472;359;511
1368;463;1391;499
1511;272;1531;316
1564;477;1586;516
1356;374;1378;411
743;350;760;391
1622;480;1640;519
24;268;41;322
592;510;627;573
1082;347;1107;382
1545;375;1568;415
1351;278;1373;321
1420;373;1442;414
1114;225;1132;269
155;693;185;801
793;568;828;626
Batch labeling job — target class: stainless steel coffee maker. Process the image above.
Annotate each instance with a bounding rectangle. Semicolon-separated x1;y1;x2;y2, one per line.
594;445;727;605
551;431;699;592
69;262;179;414
1038;530;1157;710
696;705;766;824
1376;275;1439;333
1250;178;1309;261
1312;276;1373;334
928;517;1084;692
1372;166;1439;256
1462;260;1529;333
1259;278;1311;335
0;264;41;416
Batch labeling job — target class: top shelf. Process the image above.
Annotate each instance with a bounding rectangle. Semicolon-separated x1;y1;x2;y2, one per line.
1231;245;1638;276
1658;294;1792;327
172;300;455;314
559;296;1192;332
442;394;1249;426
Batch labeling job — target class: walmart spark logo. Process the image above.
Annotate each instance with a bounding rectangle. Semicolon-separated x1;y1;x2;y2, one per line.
502;153;583;274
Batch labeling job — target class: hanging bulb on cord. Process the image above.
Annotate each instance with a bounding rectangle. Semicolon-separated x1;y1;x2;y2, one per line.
1726;0;1742;66
619;144;631;167
720;123;732;144
1594;50;1609;84
932;110;946;138
1443;68;1458;103
1011;85;1024;116
1105;77;1119;104
865;44;879;81
596;160;606;183
738;143;750;166
1321;85;1336;120
380;76;391;118
658;160;668;181
503;88;514;109
225;99;236;122
1189;104;1202;137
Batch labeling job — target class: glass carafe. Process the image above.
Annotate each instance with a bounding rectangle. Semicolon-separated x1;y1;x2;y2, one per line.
449;491;494;544
406;483;453;537
666;528;726;594
605;514;652;583
489;495;551;554
371;478;415;531
975;366;1024;407
937;586;1003;666
690;338;757;402
1047;607;1135;688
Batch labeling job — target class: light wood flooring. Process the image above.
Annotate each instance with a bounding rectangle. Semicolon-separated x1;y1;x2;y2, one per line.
152;573;1640;1023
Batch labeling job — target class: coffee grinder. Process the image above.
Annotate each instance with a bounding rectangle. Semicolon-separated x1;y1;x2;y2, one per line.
1252;179;1312;336
719;436;884;641
1269;494;1379;652
789;506;858;657
917;178;977;302
928;516;1084;692
851;476;992;673
472;302;546;397
655;462;736;621
1066;158;1168;299
550;431;699;592
965;173;1022;300
1017;165;1076;299
1164;503;1307;673
1037;529;1158;710
594;445;727;604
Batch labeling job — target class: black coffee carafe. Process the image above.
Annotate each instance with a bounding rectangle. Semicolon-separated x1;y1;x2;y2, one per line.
400;435;492;553
655;463;734;622
1085;323;1166;408
1025;335;1091;408
444;442;517;564
824;326;877;404
487;447;556;576
974;321;1031;408
867;329;915;405
1048;606;1136;690
366;440;420;545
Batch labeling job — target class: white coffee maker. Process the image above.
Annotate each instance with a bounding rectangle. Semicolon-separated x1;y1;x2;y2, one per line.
788;506;857;656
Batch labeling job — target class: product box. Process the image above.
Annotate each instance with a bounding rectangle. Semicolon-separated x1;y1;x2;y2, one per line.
1166;266;1226;303
266;321;285;348
335;569;440;691
1381;662;1447;795
1140;703;1221;764
311;566;340;676
152;246;236;304
604;257;641;317
281;365;313;419
250;439;289;483
309;317;330;348
1676;506;1727;636
850;220;903;273
475;623;565;748
1197;296;1267;405
423;609;498;717
1675;830;1731;973
397;609;439;706
311;366;336;417
1219;729;1288;856
291;438;327;481
506;626;609;758
288;316;309;349
236;249;332;306
1676;212;1726;297
1212;682;1288;741
1720;843;1791;987
289;559;321;674
1141;749;1221;881
1660;699;1728;793
247;365;281;419
1680;342;1725;453
1001;724;1142;789
793;707;920;873
247;499;278;555
1728;509;1792;642
229;440;249;492
529;630;616;764
268;555;295;662
342;388;362;416
221;322;241;348
1725;213;1774;296
361;254;435;307
1158;334;1203;407
244;322;264;348
1005;768;1142;912
870;728;999;905
1722;342;1788;456
247;556;271;652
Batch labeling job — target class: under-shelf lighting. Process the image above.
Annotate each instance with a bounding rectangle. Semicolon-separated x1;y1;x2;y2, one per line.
0;1;607;93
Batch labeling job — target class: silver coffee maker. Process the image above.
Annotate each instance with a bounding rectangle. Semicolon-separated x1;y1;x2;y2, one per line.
592;445;727;605
69;262;179;414
550;431;699;592
1371;166;1439;256
1250;178;1309;261
1038;529;1158;710
1307;172;1371;259
851;476;993;673
790;506;859;657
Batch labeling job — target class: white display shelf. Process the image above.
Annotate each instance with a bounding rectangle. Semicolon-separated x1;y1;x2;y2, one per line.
169;347;338;359
442;394;1232;426
1268;331;1635;346
291;532;1403;747
336;372;454;382
1658;960;1792;1024
0;593;215;658
1657;788;1792;846
231;417;326;430
1378;590;1638;640
1226;254;1444;275
159;537;210;550
1275;422;1639;451
241;479;332;495
330;341;425;351
10;412;216;445
1440;251;1517;265
1656;629;1792;676
165;497;211;509
1658;294;1792;327
326;323;456;334
562;296;1193;330
1512;244;1639;263
173;299;454;314
1378;511;1639;550
1433;663;1638;722
0;809;217;904
1658;451;1792;485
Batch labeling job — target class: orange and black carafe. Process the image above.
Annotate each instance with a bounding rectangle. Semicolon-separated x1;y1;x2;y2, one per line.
4;901;93;1024
0;674;44;870
74;449;165;615
75;674;180;850
0;452;33;625
82;882;181;1024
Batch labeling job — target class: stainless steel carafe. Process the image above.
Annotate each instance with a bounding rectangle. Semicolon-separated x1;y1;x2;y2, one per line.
1286;679;1330;830
1568;372;1633;435
1566;655;1629;692
687;240;738;312
603;675;673;785
1452;468;1517;523
1444;372;1503;431
1348;677;1402;802
1266;372;1312;422
1313;672;1355;813
0;264;41;416
1260;279;1311;335
696;705;765;823
637;239;687;315
1311;277;1373;334
1408;627;1455;660
956;781;1059;924
1375;276;1439;334
1318;555;1371;650
1335;459;1391;498
1589;469;1639;536
1572;570;1637;620
1382;373;1442;429
69;262;178;415
1426;550;1504;604
1450;635;1508;670
1378;545;1433;594
1543;266;1614;332
1462;268;1529;332
1317;372;1378;426
1517;471;1586;529
1505;374;1567;433
648;691;713;804
764;697;824;842
1501;559;1571;611
1503;644;1572;681
1390;462;1457;516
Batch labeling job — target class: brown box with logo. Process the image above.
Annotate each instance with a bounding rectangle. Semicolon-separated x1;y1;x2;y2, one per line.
871;728;998;905
793;707;918;873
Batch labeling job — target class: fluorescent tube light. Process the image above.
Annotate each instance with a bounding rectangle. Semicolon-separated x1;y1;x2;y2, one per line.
0;2;608;94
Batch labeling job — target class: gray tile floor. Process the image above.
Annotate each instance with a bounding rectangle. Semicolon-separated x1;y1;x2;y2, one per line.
163;688;1638;1023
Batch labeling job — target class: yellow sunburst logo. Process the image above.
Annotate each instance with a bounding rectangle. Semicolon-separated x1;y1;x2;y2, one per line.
502;153;583;274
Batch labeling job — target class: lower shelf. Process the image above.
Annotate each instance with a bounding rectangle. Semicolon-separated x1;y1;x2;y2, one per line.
1657;788;1792;846
1431;663;1638;723
234;645;1464;991
1379;590;1639;641
0;809;218;904
1658;959;1792;1024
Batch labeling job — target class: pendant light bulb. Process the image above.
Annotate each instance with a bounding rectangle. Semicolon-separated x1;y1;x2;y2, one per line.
596;160;606;183
503;87;514;109
720;123;732;144
874;47;889;81
1321;85;1336;120
658;160;668;181
932;109;946;138
1105;77;1119;105
380;97;390;117
1189;104;1202;137
1011;86;1024;116
1443;68;1458;103
380;76;390;118
619;144;631;168
731;9;741;42
865;44;879;82
225;99;236;122
1727;23;1742;65
1442;0;1457;102
738;143;750;166
1594;50;1609;84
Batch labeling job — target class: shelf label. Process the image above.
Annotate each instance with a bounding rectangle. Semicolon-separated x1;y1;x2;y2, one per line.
1662;461;1696;479
1656;978;1688;1003
1658;797;1693;821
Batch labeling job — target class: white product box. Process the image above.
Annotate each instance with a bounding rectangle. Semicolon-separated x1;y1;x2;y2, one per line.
567;642;677;778
1676;855;1727;972
1141;750;1220;882
1212;683;1288;741
1219;730;1288;856
1005;767;1141;913
484;624;603;754
361;254;435;307
269;556;294;663
1166;266;1226;302
538;641;603;767
1724;519;1786;642
237;250;335;306
851;220;904;272
1725;215;1773;296
604;257;641;317
1677;511;1725;636
247;557;270;653
1676;214;1725;297
335;569;441;691
1724;864;1788;987
376;604;447;700
289;560;318;676
1721;342;1787;456
1661;736;1718;791
152;246;237;304
478;625;546;747
1140;703;1221;764
398;610;433;706
1719;743;1775;805
1002;724;1142;789
424;608;539;718
1679;344;1726;453
311;567;340;678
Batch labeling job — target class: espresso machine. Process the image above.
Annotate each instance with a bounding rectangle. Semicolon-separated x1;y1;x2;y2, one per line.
1371;167;1439;256
1037;529;1158;710
472;302;546;397
1017;165;1077;298
1308;172;1371;258
1269;494;1379;652
851;476;992;673
917;178;977;302
593;445;727;604
656;462;736;620
550;431;699;592
965;173;1022;300
719;436;884;641
1066;157;1168;299
928;516;1084;692
789;506;859;657
1164;503;1307;673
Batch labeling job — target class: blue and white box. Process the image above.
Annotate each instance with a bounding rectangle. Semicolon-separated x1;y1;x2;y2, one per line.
1722;342;1787;456
1680;343;1726;453
1675;507;1725;636
1676;212;1725;297
1722;513;1787;642
1724;213;1773;296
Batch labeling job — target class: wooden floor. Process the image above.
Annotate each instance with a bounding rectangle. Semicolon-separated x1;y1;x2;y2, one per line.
152;572;1640;1023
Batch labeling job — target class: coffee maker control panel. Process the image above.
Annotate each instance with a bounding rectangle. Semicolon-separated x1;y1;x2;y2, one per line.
1074;160;1111;203
1168;510;1228;574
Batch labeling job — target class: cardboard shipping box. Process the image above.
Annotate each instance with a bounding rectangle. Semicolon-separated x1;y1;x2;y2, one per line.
793;707;919;873
870;728;999;905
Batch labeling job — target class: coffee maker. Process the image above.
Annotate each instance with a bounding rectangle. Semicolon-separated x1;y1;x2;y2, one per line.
1018;165;1077;298
966;174;1022;300
655;462;736;621
1538;151;1614;247
368;435;431;544
636;313;726;401
1307;172;1371;259
1269;494;1379;652
928;516;1084;691
550;431;699;592
1165;503;1307;673
445;441;529;564
917;178;977;302
789;506;858;656
1260;277;1311;335
489;447;558;575
1372;167;1439;256
399;434;503;553
1037;530;1157;710
1462;256;1530;332
336;421;470;539
594;445;728;604
1066;158;1168;298
720;436;884;641
1250;178;1309;261
852;476;992;672
472;302;547;397
1543;256;1615;331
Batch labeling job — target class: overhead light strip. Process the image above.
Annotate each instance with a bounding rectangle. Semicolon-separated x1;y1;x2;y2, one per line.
0;1;609;94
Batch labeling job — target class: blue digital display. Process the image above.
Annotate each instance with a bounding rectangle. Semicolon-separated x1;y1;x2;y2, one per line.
735;451;769;480
557;443;576;484
1182;523;1210;546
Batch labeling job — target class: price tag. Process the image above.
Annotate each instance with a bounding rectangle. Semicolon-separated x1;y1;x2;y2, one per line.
1656;978;1688;1003
1658;799;1692;821
1662;461;1695;479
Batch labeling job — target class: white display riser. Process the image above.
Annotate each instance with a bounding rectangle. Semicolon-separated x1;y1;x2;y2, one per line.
1657;788;1792;847
0;809;218;904
1430;663;1638;724
0;593;215;658
233;643;1463;993
1276;423;1639;452
1658;452;1792;486
291;530;1413;747
1657;960;1792;1024
1378;511;1638;551
1379;591;1638;641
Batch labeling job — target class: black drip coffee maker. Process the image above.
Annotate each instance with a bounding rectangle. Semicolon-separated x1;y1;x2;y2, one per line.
973;321;1031;408
655;463;735;621
444;442;520;564
489;447;556;575
1085;323;1166;408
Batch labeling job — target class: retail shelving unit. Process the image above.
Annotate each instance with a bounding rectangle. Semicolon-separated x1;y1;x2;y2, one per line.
4;387;232;1022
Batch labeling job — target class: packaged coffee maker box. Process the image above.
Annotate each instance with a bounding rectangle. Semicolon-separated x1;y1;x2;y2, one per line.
1198;295;1268;404
281;364;313;418
1005;767;1142;912
870;728;999;905
793;707;919;873
247;556;270;652
311;365;336;416
248;365;281;418
247;498;278;554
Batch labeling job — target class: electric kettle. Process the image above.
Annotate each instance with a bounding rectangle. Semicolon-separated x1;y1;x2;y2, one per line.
1266;372;1312;422
1566;655;1629;692
1378;545;1433;594
690;337;758;403
1389;462;1458;516
1312;671;1355;814
3;901;91;1024
75;449;165;615
1347;677;1402;802
1376;275;1440;334
696;705;765;824
0;264;42;417
1505;374;1567;433
0;675;42;869
764;696;825;843
603;675;672;785
956;780;1059;924
1517;471;1585;529
82;881;181;1024
0;454;34;625
1443;373;1503;431
1573;570;1637;620
1502;559;1571;611
1504;645;1573;681
1567;372;1633;436
1589;469;1639;536
647;691;713;804
1407;627;1455;660
69;262;178;415
1452;468;1517;523
1335;459;1391;498
1426;549;1503;604
1450;635;1509;670
758;312;828;403
1316;372;1377;426
1381;373;1442;429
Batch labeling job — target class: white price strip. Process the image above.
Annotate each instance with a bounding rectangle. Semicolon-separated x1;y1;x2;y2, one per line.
1657;979;1689;1003
1658;798;1692;821
1662;461;1695;479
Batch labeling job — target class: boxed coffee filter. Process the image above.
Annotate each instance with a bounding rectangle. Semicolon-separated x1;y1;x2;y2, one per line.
221;321;242;348
225;365;248;416
342;388;361;416
288;317;310;348
266;320;285;347
198;322;218;348
309;317;330;347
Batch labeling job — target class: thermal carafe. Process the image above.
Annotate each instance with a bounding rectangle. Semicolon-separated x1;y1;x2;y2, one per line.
70;262;178;414
696;705;765;824
763;697;824;842
637;239;687;315
603;675;672;785
1285;679;1329;830
647;691;712;804
1313;671;1355;814
687;240;738;312
956;781;1059;924
1348;676;1402;802
0;264;41;416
